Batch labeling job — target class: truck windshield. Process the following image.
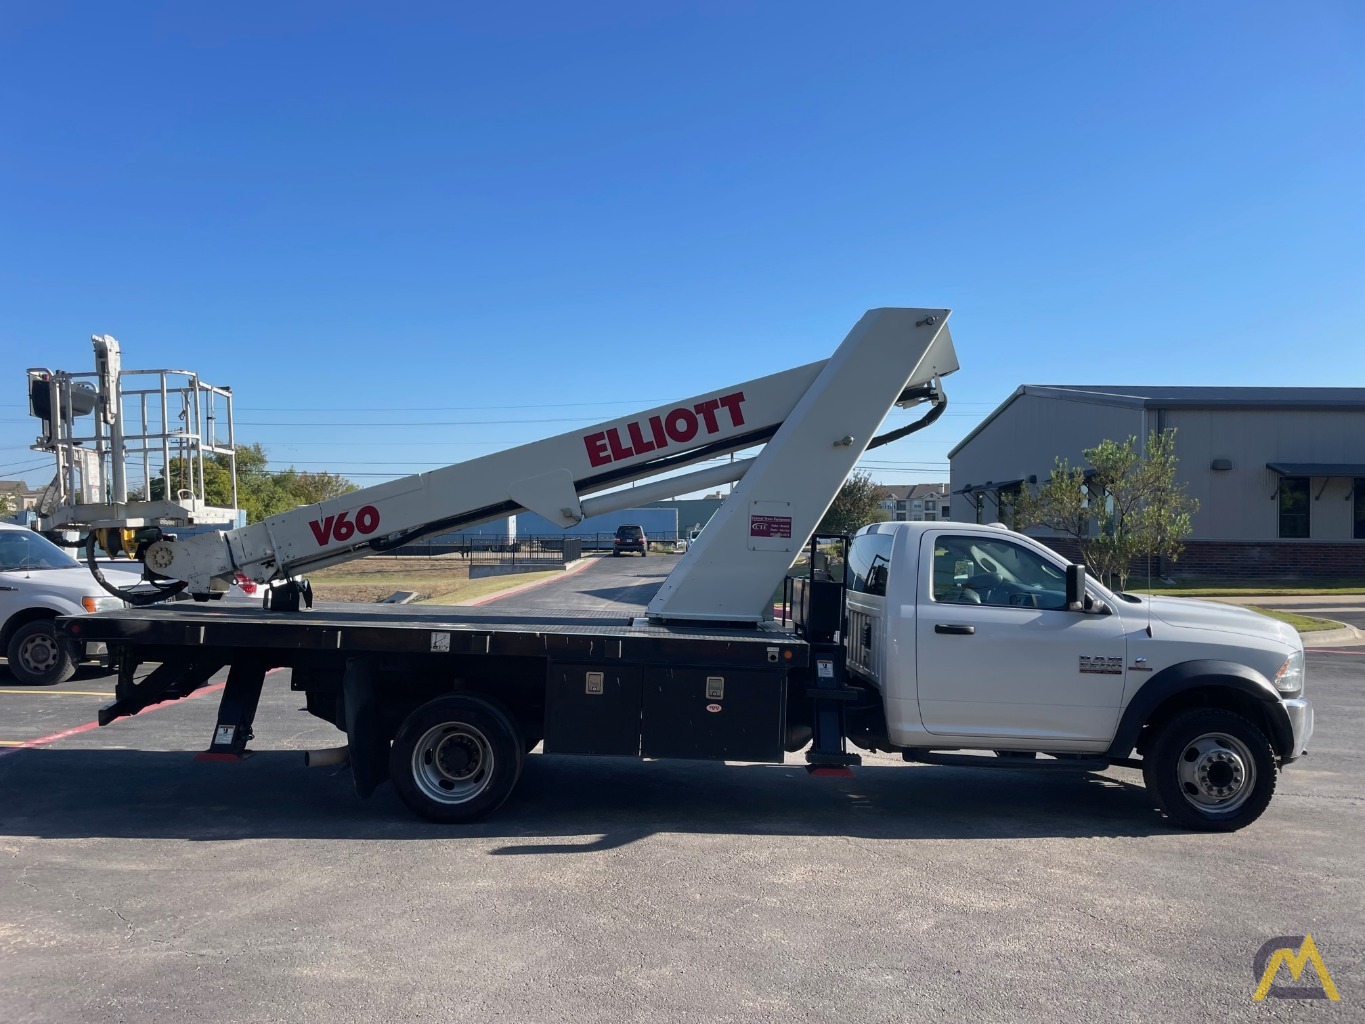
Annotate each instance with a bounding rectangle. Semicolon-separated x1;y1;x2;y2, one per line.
0;530;82;571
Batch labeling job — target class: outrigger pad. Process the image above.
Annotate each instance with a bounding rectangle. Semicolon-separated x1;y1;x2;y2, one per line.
805;765;855;778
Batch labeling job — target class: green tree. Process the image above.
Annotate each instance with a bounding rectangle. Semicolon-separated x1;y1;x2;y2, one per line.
291;470;358;506
1014;430;1198;589
141;443;357;524
146;456;236;507
0;491;15;518
231;443;301;523
817;471;892;536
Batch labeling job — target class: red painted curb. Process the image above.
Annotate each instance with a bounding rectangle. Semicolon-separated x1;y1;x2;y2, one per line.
0;667;287;759
0;681;228;758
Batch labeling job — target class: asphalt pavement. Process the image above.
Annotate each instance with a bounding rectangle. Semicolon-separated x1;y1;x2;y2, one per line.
1;555;1362;1023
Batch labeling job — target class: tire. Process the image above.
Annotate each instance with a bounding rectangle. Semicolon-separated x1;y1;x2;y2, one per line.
389;694;525;823
1142;708;1277;832
6;620;77;686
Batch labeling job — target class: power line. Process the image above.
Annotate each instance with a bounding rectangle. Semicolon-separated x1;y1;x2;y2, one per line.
237;440;525;446
0;458;51;474
244;398;675;412
234;416;610;427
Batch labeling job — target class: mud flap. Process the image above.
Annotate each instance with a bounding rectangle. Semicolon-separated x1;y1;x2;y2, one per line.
343;657;390;799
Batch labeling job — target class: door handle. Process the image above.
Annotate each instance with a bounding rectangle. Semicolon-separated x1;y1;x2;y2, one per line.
935;624;975;635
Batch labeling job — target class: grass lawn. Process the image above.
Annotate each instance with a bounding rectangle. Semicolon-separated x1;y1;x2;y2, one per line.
309;555;567;604
1122;578;1365;597
1241;606;1347;634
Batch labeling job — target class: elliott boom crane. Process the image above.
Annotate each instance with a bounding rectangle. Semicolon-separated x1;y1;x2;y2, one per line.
136;308;956;622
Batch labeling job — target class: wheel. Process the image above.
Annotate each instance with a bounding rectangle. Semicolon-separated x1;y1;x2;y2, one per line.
1142;708;1277;832
612;551;620;557
640;549;647;557
389;694;525;823
6;620;77;686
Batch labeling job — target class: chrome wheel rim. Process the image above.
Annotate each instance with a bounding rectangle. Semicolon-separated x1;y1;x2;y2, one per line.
411;723;494;805
17;632;60;676
1176;731;1256;814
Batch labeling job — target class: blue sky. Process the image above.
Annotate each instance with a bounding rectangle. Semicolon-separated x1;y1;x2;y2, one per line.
2;1;1361;497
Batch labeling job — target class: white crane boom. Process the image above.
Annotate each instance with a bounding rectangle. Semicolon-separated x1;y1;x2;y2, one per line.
142;308;957;623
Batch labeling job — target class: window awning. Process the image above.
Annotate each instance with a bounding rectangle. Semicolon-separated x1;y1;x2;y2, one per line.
1266;463;1365;478
955;479;1023;495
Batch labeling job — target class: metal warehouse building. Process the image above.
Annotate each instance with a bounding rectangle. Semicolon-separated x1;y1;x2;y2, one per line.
948;386;1365;578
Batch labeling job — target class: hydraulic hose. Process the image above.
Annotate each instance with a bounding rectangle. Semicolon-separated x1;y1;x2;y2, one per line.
867;385;946;450
84;533;187;606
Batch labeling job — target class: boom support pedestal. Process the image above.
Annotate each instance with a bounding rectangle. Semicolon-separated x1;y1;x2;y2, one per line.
790;535;863;773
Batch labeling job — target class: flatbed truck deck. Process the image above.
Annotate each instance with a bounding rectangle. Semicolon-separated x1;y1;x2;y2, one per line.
68;598;825;820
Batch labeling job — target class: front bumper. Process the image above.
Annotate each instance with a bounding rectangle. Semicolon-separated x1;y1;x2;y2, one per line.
1281;697;1314;764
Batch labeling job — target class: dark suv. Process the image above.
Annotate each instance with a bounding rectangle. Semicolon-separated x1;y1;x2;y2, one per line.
613;524;647;557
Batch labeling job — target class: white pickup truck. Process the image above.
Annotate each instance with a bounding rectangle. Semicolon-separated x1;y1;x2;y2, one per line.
842;520;1314;831
0;522;139;685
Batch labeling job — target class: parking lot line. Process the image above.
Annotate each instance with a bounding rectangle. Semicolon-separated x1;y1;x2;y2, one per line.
0;689;116;697
0;681;227;759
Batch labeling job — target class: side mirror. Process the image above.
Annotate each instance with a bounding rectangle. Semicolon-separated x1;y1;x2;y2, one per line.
1065;563;1086;611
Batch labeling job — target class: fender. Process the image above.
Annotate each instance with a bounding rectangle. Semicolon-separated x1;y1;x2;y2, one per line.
1106;659;1293;760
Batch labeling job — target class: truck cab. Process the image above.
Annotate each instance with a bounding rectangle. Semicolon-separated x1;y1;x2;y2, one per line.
842;520;1314;831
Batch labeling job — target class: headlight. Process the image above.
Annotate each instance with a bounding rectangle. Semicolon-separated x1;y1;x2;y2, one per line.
82;596;124;613
1274;650;1305;695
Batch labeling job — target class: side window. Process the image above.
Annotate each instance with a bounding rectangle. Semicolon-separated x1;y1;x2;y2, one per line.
931;537;982;604
1355;478;1365;541
996;484;1021;529
847;533;894;596
931;536;1068;610
1278;477;1309;538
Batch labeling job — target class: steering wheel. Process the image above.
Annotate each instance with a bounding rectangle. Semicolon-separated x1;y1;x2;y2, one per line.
965;572;1006;604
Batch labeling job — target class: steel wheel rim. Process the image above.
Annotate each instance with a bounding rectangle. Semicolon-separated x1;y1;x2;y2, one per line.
17;632;60;675
411;723;494;805
1176;731;1256;814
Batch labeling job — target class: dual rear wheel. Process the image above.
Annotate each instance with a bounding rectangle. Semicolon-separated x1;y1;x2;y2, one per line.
390;694;528;823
